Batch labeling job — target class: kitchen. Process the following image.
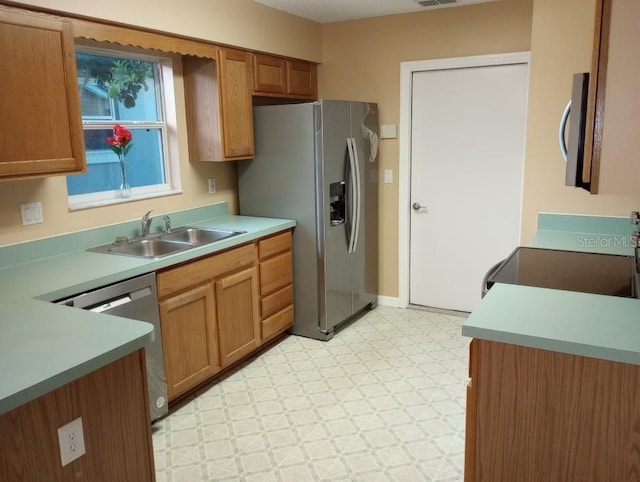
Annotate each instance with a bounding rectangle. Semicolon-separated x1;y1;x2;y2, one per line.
1;0;640;480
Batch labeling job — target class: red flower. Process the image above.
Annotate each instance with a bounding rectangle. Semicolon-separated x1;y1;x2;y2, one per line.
114;124;132;144
108;124;133;156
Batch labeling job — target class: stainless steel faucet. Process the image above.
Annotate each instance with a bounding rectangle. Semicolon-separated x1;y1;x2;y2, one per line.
141;210;153;237
163;215;172;233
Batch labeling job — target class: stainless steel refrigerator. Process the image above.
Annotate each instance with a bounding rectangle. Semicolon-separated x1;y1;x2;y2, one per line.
238;100;379;341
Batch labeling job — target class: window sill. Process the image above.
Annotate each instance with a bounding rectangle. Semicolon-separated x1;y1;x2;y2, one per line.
68;188;183;211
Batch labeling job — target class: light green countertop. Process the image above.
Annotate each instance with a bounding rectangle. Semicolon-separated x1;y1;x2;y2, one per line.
0;202;295;415
462;213;640;365
462;284;640;365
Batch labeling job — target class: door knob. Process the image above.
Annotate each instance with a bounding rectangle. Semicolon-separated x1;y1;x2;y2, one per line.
412;202;427;212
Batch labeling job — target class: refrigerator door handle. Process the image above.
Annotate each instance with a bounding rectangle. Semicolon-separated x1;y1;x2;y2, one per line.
351;137;362;253
346;138;358;254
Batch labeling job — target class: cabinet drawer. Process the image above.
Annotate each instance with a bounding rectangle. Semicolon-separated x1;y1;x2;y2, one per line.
262;305;294;341
259;231;291;260
261;284;293;319
158;243;257;298
260;251;292;296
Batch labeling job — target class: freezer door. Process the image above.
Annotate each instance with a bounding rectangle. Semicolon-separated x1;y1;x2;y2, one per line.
317;100;353;334
350;101;379;312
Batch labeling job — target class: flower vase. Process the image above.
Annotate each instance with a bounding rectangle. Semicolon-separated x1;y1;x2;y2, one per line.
118;153;132;198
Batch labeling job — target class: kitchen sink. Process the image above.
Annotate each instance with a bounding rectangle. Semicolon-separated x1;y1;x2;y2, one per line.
87;227;246;259
158;227;245;245
88;238;194;259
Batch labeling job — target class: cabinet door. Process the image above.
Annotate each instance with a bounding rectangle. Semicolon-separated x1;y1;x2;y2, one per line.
588;0;640;194
287;60;317;98
253;53;287;94
0;6;85;178
471;339;640;481
216;266;261;367
218;47;254;159
159;283;220;400
183;54;223;162
464;339;478;482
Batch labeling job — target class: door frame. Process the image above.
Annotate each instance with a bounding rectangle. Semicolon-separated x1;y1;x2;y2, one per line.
398;51;530;308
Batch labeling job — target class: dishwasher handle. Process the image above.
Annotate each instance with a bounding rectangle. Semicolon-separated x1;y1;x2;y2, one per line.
59;285;153;313
88;295;133;313
87;286;153;313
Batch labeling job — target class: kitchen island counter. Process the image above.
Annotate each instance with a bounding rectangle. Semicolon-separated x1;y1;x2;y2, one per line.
463;283;640;365
462;214;640;482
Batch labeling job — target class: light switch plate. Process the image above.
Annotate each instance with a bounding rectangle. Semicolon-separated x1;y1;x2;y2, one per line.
380;124;397;139
384;169;393;184
20;202;43;225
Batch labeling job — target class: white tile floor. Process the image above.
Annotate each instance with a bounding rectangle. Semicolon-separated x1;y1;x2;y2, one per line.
152;306;469;482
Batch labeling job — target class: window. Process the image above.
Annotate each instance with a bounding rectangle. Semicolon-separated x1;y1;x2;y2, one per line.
67;46;180;209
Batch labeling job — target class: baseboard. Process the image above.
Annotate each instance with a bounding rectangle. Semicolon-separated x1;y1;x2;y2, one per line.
377;295;404;308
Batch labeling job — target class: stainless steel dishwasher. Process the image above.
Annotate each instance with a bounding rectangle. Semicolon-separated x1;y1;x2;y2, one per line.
56;272;168;422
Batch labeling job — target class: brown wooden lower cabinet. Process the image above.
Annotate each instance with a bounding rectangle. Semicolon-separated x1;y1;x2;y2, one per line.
216;266;260;367
0;350;155;481
159;283;219;400
465;338;640;481
258;231;294;342
157;229;294;402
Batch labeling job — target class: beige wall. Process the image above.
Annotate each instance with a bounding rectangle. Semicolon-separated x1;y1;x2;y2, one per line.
520;0;640;242
0;0;321;247
319;0;534;298
5;0;638;300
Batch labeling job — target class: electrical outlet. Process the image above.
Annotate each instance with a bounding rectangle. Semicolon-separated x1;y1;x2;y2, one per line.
57;417;86;466
208;177;216;194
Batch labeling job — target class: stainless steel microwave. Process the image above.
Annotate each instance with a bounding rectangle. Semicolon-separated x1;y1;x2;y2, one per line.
559;72;590;190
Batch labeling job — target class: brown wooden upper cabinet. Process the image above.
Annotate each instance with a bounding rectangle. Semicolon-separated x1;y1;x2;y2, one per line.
583;0;640;195
0;6;86;179
252;53;317;99
183;47;254;161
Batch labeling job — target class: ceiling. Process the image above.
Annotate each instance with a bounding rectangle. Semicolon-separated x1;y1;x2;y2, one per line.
252;0;498;23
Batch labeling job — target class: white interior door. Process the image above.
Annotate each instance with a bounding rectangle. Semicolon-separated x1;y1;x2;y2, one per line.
409;62;528;312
